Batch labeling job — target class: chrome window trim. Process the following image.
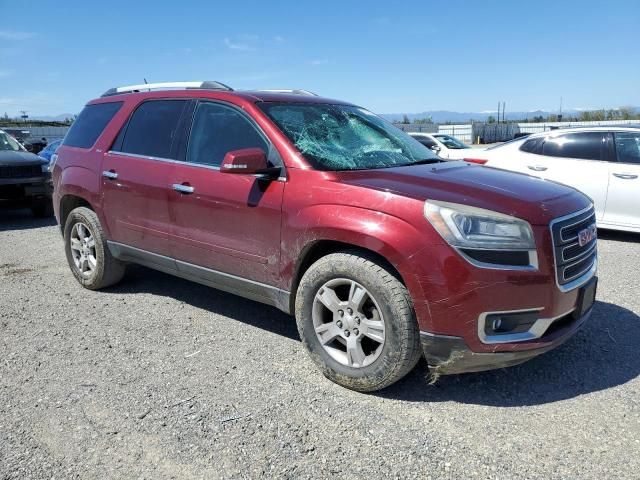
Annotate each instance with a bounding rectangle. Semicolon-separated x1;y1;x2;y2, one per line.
478;307;577;344
105;150;287;181
549;204;598;292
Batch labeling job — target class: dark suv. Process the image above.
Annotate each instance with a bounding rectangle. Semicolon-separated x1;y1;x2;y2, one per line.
0;129;53;217
53;81;597;391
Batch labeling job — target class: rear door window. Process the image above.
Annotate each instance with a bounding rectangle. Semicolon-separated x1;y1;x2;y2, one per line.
186;102;269;167
117;100;187;159
614;132;640;164
542;132;608;161
63;102;123;148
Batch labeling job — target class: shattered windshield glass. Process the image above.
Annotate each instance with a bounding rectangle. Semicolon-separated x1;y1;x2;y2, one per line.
258;103;440;171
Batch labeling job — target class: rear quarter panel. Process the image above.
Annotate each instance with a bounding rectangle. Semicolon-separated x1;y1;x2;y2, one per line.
53;98;137;233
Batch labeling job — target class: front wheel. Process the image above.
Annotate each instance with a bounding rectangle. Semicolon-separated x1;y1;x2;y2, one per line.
295;251;421;392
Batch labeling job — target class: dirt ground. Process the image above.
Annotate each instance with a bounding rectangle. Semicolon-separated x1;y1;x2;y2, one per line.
1;207;639;479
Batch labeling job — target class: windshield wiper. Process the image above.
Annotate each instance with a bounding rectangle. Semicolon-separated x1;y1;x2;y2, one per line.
406;158;442;166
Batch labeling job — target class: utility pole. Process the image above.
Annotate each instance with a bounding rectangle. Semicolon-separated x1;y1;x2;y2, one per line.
497;101;501;124
558;96;563;122
502;102;506;123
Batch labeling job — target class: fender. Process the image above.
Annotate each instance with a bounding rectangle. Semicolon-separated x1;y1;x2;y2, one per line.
281;204;441;330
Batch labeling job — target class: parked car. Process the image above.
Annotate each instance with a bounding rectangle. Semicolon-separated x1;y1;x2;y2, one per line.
408;132;473;159
0;129;53;217
38;139;62;163
463;127;640;233
53;81;597;392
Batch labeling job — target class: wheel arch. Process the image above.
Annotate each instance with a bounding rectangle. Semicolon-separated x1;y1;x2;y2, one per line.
59;194;94;234
289;239;417;317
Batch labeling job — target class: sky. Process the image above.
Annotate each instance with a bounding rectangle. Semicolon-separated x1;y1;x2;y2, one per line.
1;0;639;117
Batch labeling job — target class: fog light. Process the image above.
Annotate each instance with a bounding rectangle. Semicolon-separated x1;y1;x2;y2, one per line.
492;318;503;331
484;310;540;336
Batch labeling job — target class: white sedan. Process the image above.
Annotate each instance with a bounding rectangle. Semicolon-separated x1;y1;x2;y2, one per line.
463;127;640;233
408;132;475;160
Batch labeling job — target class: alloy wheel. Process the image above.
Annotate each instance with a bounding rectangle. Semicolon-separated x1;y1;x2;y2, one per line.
312;278;386;368
69;222;97;278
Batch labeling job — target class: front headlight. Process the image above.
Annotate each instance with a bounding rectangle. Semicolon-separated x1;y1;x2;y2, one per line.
42;153;58;173
424;200;535;250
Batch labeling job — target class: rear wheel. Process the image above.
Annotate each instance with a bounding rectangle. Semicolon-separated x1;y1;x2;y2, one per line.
64;207;125;289
295;251;421;392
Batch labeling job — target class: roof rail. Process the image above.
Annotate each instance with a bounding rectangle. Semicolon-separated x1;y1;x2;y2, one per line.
254;89;318;96
101;81;233;97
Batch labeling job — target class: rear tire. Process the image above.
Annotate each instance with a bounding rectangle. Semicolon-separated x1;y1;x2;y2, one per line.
64;206;125;289
295;251;421;392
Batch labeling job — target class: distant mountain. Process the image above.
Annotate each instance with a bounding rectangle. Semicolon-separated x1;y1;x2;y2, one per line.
29;113;76;122
381;107;639;124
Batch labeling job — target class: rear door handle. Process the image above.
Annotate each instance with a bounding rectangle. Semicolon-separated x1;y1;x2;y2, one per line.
527;165;548;172
102;170;118;179
172;183;195;194
613;173;638;180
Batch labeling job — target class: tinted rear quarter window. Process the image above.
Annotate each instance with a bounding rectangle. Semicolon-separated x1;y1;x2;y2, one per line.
519;136;544;154
614;131;640;164
118;100;187;159
542;132;607;161
63;102;123;148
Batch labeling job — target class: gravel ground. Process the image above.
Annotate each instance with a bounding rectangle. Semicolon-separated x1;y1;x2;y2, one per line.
1;206;639;479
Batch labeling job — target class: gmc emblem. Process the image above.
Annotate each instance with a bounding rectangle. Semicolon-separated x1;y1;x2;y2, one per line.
578;224;597;247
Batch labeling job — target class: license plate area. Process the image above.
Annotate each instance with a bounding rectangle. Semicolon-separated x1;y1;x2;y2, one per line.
573;277;597;319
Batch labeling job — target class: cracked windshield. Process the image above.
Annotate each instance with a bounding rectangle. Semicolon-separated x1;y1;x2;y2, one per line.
259;103;440;170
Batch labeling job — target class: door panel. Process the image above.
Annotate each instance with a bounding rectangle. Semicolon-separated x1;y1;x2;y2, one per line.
168;100;284;285
603;132;640;227
168;165;284;285
494;132;611;219
101;152;175;256
100;99;189;257
539;157;609;220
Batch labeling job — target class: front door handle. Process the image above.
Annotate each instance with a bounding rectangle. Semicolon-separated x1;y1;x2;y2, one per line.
102;170;118;180
172;183;195;194
613;173;638;180
527;165;548;172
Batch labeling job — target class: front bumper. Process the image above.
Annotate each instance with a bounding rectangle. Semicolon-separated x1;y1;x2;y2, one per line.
0;174;52;200
421;305;593;374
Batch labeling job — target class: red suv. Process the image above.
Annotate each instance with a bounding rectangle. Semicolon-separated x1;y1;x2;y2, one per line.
52;81;598;391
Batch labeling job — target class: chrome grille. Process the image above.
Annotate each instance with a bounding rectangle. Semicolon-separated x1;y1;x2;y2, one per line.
550;207;597;290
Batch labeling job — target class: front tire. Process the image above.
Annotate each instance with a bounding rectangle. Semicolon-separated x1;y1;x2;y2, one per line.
64;206;125;289
295;251;421;392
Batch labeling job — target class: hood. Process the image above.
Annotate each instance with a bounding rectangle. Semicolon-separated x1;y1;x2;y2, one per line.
337;161;591;225
443;148;477;160
0;150;47;166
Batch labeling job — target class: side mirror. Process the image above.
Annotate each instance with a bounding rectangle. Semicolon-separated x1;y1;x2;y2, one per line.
220;148;275;176
430;145;441;153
